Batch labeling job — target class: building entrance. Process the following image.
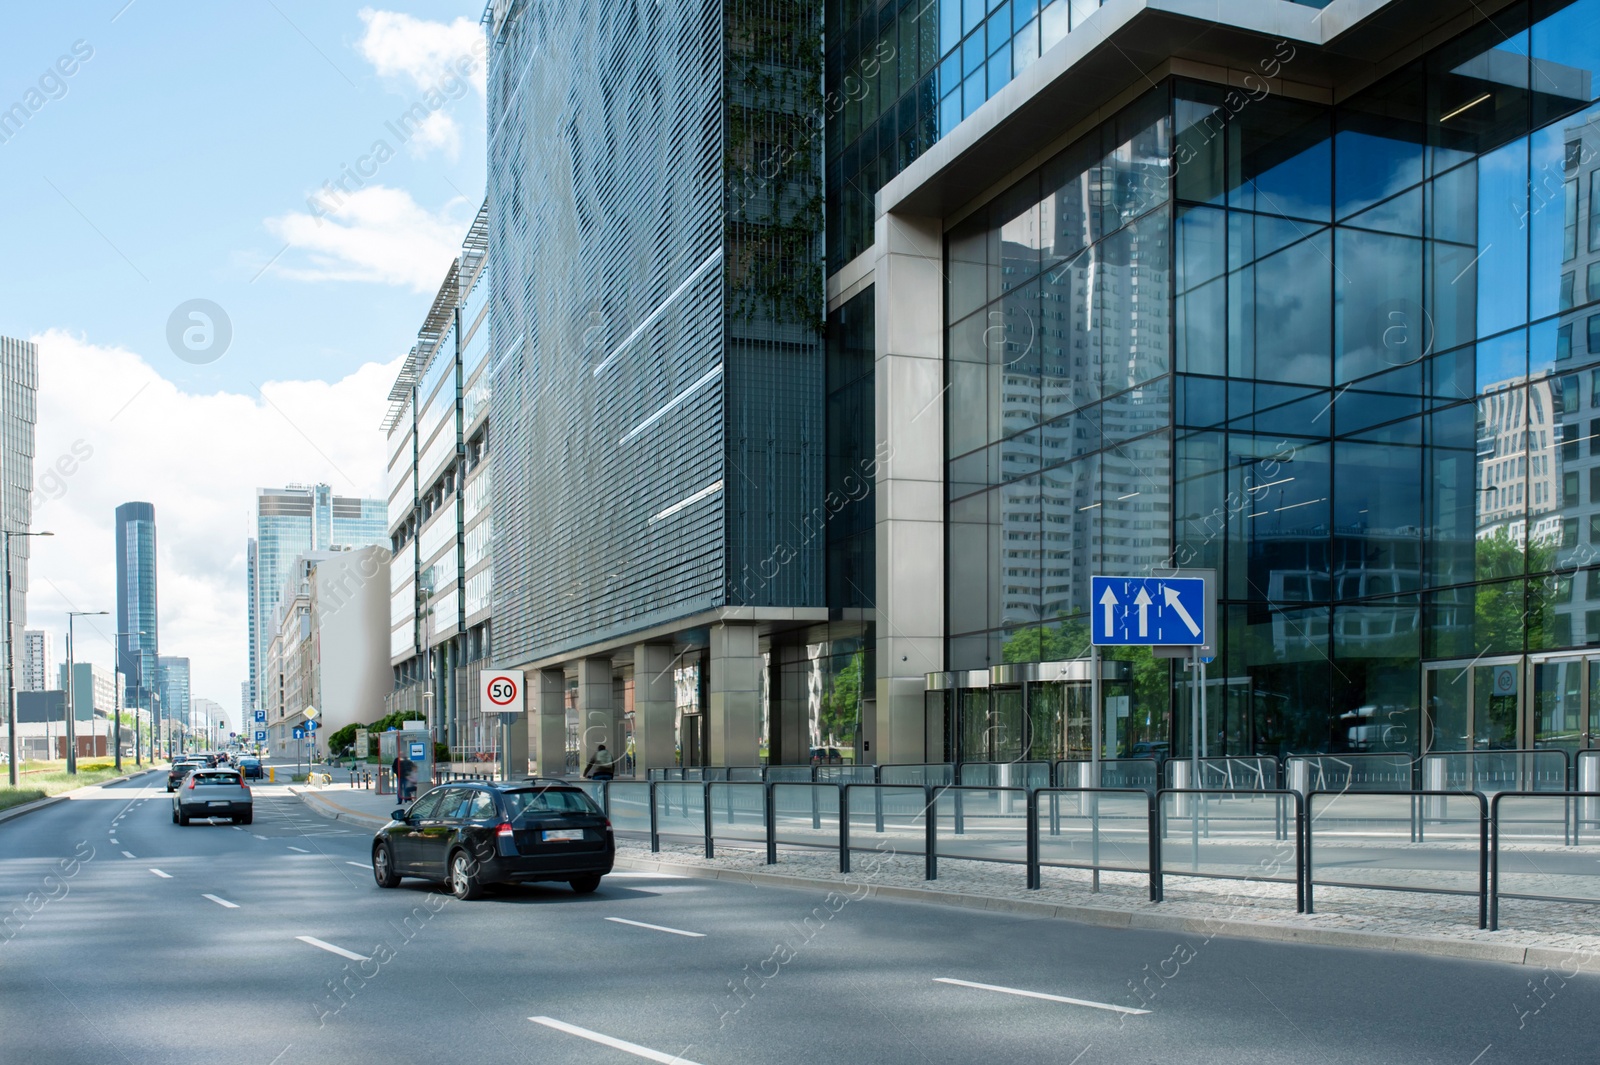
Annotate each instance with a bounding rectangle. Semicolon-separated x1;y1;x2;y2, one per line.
926;660;1135;765
1423;654;1600;754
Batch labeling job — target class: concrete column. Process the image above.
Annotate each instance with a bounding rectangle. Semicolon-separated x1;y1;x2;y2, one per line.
873;211;945;764
535;668;566;778
708;622;762;767
633;644;677;774
575;657;617;767
773;644;809;764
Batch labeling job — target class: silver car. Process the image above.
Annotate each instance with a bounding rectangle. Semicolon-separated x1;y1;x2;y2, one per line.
172;768;253;825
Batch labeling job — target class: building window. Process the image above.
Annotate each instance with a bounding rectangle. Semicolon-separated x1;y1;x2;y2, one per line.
1564;517;1579;549
1562;423;1581;462
1560;323;1574;360
1562;273;1576;312
1566;470;1581;506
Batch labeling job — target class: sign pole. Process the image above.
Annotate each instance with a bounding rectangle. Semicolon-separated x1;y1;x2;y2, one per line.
1089;645;1101;786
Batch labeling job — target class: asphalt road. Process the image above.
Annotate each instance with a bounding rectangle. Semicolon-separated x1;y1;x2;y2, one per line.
1;771;1597;1064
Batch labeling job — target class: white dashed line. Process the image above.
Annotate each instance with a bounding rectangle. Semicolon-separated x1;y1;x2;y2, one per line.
346;862;371;869
529;1017;701;1064
121;851;136;859
109;839;119;845
253;835;267;840
202;894;239;909
934;978;1151;1015
149;869;172;879
288;846;310;853
604;917;706;938
296;936;369;962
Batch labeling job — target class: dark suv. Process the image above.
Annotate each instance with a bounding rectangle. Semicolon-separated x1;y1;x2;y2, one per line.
372;781;614;900
166;757;205;792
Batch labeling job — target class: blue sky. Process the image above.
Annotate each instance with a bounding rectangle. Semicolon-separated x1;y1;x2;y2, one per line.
0;2;487;713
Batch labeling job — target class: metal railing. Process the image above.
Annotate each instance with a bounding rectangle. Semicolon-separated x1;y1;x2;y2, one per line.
1285;753;1417;795
1421;750;1571;796
1305;790;1487;929
1489;791;1600;930
1055;759;1160;793
1157;789;1303;911
1165;756;1280;791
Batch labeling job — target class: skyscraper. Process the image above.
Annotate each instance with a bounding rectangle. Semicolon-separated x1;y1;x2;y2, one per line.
157;656;190;727
248;484;385;710
114;501;158;712
21;629;48;692
0;335;37;713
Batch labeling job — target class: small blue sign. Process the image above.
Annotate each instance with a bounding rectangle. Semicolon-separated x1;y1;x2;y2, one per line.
1091;575;1207;646
305;720;317;731
254;710;266;723
254;730;267;742
292;727;305;740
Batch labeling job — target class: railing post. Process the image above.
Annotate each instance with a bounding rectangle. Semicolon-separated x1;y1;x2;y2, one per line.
1090;787;1101;893
1478;793;1489;931
811;780;822;830
764;782;777;865
840;785;851;874
1026;788;1040;889
1148;791;1163;903
874;781;885;833
925;784;937;881
954;785;966;836
704;782;714;859
649;781;660;853
1301;792;1312;915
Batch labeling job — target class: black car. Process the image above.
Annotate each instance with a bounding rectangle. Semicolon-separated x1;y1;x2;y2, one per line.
372;781;614;900
238;757;263;780
166;757;205;792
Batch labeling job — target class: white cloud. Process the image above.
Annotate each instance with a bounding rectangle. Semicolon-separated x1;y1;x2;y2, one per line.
265;185;467;292
24;329;398;716
357;7;485;160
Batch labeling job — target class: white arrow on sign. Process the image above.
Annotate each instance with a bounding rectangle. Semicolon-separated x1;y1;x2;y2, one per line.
1163;585;1202;638
1133;587;1152;637
1099;586;1118;634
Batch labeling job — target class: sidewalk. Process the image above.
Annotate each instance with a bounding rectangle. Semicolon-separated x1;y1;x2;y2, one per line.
288;780;1600;971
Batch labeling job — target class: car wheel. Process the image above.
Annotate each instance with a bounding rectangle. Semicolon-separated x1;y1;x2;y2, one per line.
450;850;483;900
373;845;401;889
569;874;602;894
178;811;190;826
239;813;253;825
171;808;179;824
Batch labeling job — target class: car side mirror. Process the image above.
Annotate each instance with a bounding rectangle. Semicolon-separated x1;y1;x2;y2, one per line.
391;808;408;821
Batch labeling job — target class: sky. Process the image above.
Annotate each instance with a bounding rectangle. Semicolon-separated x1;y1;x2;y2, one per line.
0;2;488;721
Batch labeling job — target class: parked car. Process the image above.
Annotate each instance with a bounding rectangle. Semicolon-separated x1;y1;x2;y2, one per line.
172;768;253;825
238;757;263;780
372;781;614;900
1127;742;1171;763
166;756;206;792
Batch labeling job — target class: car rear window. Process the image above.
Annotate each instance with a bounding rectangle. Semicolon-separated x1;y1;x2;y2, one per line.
502;789;599;817
193;773;241;786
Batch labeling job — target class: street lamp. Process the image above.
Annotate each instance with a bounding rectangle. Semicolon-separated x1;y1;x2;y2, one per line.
4;529;52;787
112;629;146;772
65;610;109;775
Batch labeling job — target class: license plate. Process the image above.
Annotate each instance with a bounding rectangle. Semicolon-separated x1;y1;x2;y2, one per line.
542;829;583;842
208;801;231;807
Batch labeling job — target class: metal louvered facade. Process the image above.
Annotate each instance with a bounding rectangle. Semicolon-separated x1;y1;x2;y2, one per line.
487;0;824;668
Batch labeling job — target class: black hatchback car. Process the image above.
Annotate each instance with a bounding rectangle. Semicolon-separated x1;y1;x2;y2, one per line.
372;781;614;900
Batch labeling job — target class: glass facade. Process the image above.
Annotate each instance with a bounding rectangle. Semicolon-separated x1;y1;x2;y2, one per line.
826;0;1333;265
115;501;158;707
943;0;1600;759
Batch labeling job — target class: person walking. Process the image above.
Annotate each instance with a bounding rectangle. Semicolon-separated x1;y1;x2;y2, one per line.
583;743;616;781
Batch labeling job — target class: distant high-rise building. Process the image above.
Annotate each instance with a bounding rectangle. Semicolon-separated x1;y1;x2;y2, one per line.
246;537;257;709
158;656;190;727
114;502;159;711
248;484;385;711
0;336;37;711
21;629;48;691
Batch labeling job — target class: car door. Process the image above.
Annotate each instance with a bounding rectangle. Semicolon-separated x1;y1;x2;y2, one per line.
414;787;471;879
390;789;444;872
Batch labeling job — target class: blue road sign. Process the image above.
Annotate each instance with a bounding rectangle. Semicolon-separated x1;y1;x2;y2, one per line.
254;730;267;742
254;710;266;723
292;727;305;740
305;720;317;731
1092;575;1206;646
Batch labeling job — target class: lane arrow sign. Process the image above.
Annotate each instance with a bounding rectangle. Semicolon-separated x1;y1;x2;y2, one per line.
1133;587;1152;637
1099;585;1119;634
1163;584;1202;637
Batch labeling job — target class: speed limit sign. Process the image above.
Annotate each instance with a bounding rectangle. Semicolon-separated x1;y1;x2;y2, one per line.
481;671;525;714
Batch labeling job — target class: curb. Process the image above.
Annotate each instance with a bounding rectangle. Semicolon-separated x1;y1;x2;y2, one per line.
292;786;390;831
0;767;161;825
610;855;1600;972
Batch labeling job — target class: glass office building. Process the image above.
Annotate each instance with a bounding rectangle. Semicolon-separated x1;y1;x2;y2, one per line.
114;501;159;711
852;0;1600;765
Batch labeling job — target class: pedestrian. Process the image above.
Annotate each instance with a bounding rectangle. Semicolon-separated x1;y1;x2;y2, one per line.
583;743;616;781
392;753;413;801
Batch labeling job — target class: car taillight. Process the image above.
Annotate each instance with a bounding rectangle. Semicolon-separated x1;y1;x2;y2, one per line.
187;777;197;790
496;823;514;838
605;820;612;831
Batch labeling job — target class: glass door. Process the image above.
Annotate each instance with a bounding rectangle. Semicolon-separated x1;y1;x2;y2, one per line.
1424;658;1527;753
1532;657;1586;753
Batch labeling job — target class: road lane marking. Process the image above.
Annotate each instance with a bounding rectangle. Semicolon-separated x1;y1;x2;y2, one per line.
121;851;136;859
149;869;172;878
346;862;371;869
934;978;1150;1015
296;936;369;962
109;839;118;844
288;846;310;853
202;894;239;909
528;1017;700;1064
604;917;706;938
253;835;267;840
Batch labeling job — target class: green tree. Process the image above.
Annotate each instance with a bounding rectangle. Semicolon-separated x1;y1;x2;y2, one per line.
819;650;863;746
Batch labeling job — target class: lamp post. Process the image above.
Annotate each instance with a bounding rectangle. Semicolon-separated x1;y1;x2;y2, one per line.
65;610;109;775
4;529;52;786
112;629;146;772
